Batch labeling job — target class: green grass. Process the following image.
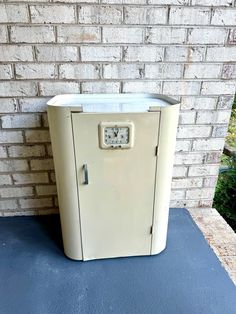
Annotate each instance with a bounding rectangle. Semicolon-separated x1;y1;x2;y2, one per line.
213;155;236;231
213;96;236;231
226;108;236;148
226;96;236;148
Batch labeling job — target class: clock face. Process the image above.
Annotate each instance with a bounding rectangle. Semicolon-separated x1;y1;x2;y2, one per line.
99;122;134;149
104;127;129;145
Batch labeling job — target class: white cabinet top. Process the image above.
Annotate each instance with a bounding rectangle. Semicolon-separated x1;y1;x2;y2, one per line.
47;93;179;113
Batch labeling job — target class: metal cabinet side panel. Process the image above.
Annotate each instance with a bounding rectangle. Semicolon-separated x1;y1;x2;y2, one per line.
47;106;82;260
151;104;180;255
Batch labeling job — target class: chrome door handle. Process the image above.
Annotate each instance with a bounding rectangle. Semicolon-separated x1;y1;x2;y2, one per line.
83;164;89;185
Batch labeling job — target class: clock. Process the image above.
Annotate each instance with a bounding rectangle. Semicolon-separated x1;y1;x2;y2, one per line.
99;122;134;149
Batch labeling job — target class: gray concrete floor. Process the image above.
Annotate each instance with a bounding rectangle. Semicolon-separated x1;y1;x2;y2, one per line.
0;208;235;314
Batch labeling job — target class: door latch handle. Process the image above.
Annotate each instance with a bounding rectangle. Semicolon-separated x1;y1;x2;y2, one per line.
83;164;89;185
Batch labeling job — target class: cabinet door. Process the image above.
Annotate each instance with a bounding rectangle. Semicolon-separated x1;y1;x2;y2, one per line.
72;112;159;260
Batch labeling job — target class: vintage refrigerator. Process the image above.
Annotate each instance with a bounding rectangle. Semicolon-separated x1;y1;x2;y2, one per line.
47;94;180;261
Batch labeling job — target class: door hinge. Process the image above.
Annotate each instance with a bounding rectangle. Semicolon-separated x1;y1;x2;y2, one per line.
155;146;158;156
150;226;153;235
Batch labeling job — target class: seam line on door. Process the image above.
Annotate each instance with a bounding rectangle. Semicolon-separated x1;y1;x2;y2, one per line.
150;111;161;255
71;113;85;261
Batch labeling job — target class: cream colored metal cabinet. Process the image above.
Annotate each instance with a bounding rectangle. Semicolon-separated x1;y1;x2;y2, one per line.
47;94;180;261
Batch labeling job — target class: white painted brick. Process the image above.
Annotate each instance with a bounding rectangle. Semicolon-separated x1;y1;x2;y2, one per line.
229;29;236;44
10;26;55;43
123;81;161;93
15;64;56;80
165;46;205;62
25;130;50;143
102;0;146;3
163;81;200;95
172;178;203;189
36;185;57;196
217;96;234;110
59;64;100;79
50;172;56;183
82;82;120;93
4;210;39;216
112;0;150;3
81;46;121;62
188;165;219;176
206;152;222;163
148;0;189;4
0;200;17;210
171;190;185;200
196;110;231;124
179;111;196;124
187;28;228;44
38;208;59;215
8;145;45;158
0;131;23;144
57;0;98;2
212;9;236;25
192;138;225;151
172;166;188;178
201;82;236;95
19;198;53;209
212;125;228;138
222;65;236;79
103;27;143;43
30;5;76;23
0;45;34;62
58;26;100;43
177;125;211;138
192;0;233;5
78;6;122;24
0;187;33;198
124;46;163;62
0;4;28;23
5;0;50;2
46;144;53;157
0;65;13;79
145;64;182;79
42;113;48;128
170;7;210;25
184;64;222;79
0;82;37;97
147;28;186;44
174;153;205;165
181;97;217;110
39;82;79;96
13;173;49;185
204;177;218;188
1;114;41;129
124;7;167;24
30;159;54;171
186;188;215;199
0;147;7;158
36;46;78;62
175;140;191;152
206;47;236;62
169;199;198;208
0;26;7;43
0;175;12;185
103;64;142;79
0;160;28;172
19;98;49;113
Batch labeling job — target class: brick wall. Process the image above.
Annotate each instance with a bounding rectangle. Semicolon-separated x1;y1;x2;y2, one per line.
0;0;235;216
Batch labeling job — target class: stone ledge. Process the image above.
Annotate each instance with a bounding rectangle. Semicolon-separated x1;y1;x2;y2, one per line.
189;207;236;285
